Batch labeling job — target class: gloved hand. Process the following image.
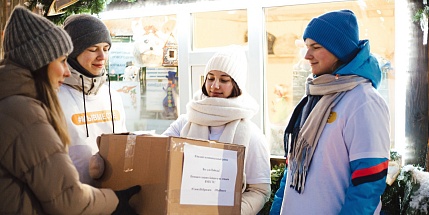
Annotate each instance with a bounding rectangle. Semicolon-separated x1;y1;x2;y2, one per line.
112;185;141;215
89;152;105;179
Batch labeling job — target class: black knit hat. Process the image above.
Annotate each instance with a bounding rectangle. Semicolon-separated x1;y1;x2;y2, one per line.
3;6;73;71
64;14;112;59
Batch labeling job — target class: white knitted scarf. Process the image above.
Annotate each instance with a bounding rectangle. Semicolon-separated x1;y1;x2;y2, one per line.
181;90;259;192
181;90;258;146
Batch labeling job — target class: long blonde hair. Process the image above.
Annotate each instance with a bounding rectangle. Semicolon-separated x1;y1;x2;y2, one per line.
32;65;70;146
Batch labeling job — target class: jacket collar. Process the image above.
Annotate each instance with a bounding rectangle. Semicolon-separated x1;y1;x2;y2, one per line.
63;64;106;95
333;40;382;89
0;60;38;101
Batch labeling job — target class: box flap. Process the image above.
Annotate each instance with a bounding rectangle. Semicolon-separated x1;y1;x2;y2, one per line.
98;134;170;215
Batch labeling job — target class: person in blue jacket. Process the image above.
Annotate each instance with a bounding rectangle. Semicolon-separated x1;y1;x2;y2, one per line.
271;9;390;215
269;167;286;215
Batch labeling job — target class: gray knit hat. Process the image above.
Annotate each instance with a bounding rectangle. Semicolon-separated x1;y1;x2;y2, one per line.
64;14;112;59
3;6;73;71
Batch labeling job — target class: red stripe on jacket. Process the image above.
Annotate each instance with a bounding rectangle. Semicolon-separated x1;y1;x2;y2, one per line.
352;160;388;179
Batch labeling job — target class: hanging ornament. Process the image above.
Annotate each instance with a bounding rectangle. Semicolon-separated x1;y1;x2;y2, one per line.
36;2;44;15
26;1;45;15
162;33;178;66
47;0;79;16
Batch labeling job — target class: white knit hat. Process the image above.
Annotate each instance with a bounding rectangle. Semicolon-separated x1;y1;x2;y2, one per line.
204;45;248;90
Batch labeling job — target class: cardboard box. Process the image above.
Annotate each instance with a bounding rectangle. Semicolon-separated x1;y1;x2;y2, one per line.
97;134;244;215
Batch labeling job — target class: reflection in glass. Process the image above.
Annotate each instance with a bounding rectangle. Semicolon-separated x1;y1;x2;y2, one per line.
104;15;179;134
193;10;248;49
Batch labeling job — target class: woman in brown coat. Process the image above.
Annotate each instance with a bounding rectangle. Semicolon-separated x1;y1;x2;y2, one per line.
0;6;139;214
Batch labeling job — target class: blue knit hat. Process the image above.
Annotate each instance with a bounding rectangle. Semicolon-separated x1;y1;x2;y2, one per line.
303;10;359;63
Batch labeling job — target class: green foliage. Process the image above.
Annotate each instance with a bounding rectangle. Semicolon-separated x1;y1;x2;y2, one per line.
413;6;429;23
382;182;402;215
26;0;106;25
381;165;428;215
259;163;286;215
382;168;413;214
109;0;137;2
390;151;400;161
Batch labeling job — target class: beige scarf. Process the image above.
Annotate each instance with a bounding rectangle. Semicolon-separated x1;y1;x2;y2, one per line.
289;74;369;193
181;90;259;191
181;90;258;145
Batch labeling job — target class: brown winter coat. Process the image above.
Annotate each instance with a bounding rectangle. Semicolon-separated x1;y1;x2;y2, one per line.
0;61;118;214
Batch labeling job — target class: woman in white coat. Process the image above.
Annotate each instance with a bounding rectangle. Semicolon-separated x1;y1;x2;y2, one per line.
162;45;271;215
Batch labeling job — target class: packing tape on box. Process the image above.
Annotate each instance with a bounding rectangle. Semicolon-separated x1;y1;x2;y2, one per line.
170;140;184;152
123;134;136;172
170;139;219;153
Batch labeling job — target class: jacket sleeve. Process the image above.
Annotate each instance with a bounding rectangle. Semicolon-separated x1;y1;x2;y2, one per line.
20;121;119;215
162;114;187;136
241;183;271;215
270;168;287;215
339;158;388;215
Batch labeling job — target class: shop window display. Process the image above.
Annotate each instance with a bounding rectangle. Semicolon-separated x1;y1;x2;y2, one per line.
104;15;179;133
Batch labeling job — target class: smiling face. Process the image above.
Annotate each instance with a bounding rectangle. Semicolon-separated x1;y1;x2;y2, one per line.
304;38;340;76
76;42;110;76
204;70;234;98
47;55;70;90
